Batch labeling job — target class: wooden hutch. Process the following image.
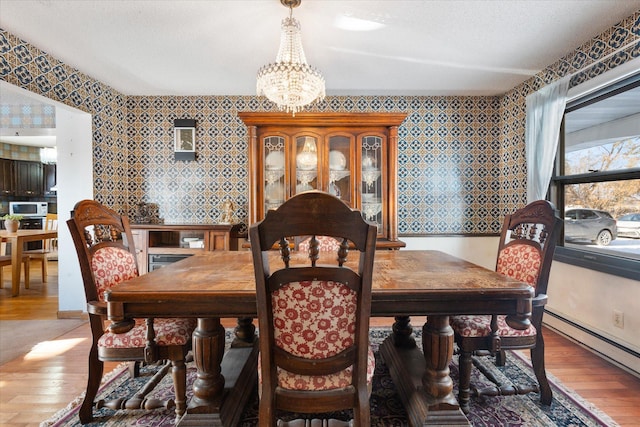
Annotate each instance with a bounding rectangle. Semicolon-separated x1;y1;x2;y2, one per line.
238;112;406;249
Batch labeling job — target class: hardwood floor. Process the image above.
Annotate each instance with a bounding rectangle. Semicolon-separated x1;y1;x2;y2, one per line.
1;261;639;426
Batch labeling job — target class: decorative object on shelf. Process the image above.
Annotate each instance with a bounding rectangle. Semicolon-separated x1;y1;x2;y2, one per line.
362;202;382;221
40;147;57;164
296;170;317;187
256;0;325;116
130;202;162;224
2;214;23;232
362;155;376;170
296;136;317;170
362;168;381;188
265;150;285;170
174;119;196;161
329;169;350;183
329;150;346;170
219;200;234;224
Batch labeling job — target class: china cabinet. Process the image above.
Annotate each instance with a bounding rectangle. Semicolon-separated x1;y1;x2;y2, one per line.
238;112;406;249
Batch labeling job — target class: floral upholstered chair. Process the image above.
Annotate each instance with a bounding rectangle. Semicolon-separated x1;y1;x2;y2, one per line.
449;200;562;413
249;191;378;427
67;200;196;424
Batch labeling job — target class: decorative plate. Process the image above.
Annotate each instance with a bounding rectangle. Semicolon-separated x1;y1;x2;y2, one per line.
265;150;285;170
329;150;347;170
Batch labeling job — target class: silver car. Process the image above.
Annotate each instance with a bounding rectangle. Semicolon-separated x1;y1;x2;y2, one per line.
564;208;617;246
617;213;640;239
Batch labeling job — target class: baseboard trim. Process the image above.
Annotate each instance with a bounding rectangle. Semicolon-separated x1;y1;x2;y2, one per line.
544;310;640;379
57;310;88;320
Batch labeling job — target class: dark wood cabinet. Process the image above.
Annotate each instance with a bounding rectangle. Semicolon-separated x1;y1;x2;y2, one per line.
43;163;57;196
238;112;406;249
0;159;14;197
14;160;43;197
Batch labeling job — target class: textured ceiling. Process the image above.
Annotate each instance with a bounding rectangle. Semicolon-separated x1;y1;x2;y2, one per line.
1;0;639;97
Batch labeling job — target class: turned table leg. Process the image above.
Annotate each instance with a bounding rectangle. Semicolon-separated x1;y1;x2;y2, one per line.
421;315;454;399
188;317;226;413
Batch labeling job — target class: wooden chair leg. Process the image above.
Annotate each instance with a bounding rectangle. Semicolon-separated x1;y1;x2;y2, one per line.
458;349;472;414
23;258;30;289
171;357;187;422
80;343;104;424
531;333;552;405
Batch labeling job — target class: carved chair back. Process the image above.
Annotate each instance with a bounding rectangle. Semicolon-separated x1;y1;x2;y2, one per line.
496;199;562;297
249;191;377;426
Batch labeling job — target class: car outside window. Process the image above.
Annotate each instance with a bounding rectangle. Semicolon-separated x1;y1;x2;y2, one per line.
551;72;640;280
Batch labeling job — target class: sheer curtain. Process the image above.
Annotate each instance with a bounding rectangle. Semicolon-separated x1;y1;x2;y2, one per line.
525;76;571;203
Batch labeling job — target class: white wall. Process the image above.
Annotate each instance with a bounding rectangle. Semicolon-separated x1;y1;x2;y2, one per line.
402;236;640;375
53;106;93;312
0;81;94;313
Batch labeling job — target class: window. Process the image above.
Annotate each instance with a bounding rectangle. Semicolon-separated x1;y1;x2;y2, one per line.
550;70;640;280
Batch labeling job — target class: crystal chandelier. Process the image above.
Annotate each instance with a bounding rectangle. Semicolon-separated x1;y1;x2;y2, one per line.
256;0;325;116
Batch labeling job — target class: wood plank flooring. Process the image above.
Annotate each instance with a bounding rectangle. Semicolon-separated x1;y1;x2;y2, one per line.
1;261;639;426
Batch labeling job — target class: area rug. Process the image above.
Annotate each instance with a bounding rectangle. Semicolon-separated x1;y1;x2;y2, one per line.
41;329;618;427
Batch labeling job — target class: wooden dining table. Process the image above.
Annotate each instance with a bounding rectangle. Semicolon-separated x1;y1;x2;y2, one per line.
105;250;533;427
0;229;58;297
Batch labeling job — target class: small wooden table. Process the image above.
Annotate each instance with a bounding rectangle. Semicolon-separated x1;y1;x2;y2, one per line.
0;229;58;297
106;250;533;427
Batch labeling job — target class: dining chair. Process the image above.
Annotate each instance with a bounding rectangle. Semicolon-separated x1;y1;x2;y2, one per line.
0;241;30;289
449;200;562;413
66;199;196;424
249;191;378;427
23;213;58;283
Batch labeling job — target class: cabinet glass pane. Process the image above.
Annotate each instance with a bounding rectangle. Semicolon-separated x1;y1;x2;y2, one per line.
264;136;285;211
328;136;351;205
295;136;318;194
361;136;382;227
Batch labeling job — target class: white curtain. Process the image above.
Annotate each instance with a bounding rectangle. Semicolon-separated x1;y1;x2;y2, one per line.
525;76;571;203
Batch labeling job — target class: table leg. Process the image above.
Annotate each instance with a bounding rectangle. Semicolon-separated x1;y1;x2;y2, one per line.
178;317;258;427
189;318;226;413
10;238;21;297
380;315;469;426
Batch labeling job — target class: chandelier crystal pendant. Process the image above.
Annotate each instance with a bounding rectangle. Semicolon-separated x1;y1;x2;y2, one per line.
256;0;325;116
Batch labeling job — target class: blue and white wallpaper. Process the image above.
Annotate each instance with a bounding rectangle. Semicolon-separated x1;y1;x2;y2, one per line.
1;10;639;235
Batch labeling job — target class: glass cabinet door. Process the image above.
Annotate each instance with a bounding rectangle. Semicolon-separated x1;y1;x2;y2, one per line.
328;135;352;206
360;135;383;230
263;136;286;212
294;135;318;194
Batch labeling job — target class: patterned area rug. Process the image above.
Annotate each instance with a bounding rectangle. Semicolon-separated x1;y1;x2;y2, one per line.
41;329;618;427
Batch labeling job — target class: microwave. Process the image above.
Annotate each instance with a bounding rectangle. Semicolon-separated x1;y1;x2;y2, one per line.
9;202;48;217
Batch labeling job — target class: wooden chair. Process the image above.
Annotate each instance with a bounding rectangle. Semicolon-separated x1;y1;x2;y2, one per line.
23;213;58;283
249;191;378;427
449;200;562;413
0;241;30;289
67;200;196;424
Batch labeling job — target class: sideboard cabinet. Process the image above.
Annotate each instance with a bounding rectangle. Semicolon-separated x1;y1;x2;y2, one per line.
130;223;239;274
238;112;406;249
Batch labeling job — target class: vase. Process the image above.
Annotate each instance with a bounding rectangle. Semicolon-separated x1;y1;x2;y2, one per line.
4;219;20;233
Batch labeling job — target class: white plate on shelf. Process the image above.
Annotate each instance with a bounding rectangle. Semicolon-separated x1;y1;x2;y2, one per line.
265;150;285;170
329;150;346;170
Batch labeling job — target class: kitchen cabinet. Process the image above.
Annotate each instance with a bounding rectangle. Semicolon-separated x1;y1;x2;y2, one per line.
0;159;13;196
43;163;57;196
130;223;240;274
238;112;406;249
14;160;43;197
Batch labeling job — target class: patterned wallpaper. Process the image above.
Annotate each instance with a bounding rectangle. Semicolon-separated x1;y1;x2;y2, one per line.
1;10;638;236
